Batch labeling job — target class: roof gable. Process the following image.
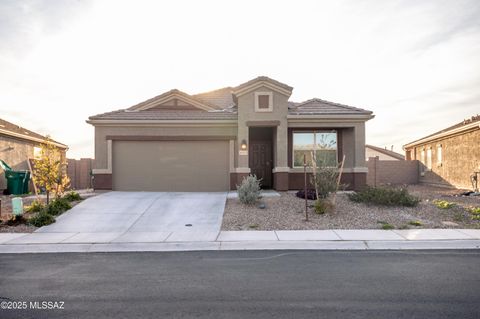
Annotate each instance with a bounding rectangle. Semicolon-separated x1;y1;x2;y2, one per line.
128;89;219;112
232;76;293;97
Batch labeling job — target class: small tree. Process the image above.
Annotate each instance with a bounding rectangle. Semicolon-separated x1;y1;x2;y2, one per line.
32;136;70;204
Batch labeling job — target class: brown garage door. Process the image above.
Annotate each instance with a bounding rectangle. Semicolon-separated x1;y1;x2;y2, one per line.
112;140;230;191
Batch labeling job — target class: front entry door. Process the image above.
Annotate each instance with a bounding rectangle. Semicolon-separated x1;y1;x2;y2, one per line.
249;141;273;188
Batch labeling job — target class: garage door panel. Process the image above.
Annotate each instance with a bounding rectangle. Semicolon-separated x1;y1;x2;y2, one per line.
113;141;229;191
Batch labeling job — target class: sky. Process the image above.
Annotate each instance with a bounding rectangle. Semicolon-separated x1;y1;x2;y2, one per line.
1;0;479;159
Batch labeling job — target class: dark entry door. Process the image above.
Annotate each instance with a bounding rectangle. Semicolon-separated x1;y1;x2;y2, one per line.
249;141;273;188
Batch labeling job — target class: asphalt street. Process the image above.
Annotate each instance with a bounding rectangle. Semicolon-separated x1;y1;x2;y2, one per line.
0;250;479;318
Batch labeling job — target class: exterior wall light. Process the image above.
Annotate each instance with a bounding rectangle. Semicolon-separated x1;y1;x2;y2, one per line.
240;140;247;150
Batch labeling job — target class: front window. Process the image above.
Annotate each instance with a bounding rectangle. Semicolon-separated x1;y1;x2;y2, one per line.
426;148;432;169
293;131;337;167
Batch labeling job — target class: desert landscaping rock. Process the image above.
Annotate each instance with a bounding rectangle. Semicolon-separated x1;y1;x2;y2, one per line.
222;185;480;231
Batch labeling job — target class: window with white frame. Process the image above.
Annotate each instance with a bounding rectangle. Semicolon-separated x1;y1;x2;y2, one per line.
426;148;432;169
293;131;337;167
421;149;425;164
437;144;442;165
254;92;273;112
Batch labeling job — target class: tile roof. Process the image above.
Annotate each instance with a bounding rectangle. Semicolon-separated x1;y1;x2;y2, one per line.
127;89;222;111
404;114;480;147
366;144;405;160
193;87;235;109
88;77;373;121
0;118;67;148
89;109;237;121
288;98;373;115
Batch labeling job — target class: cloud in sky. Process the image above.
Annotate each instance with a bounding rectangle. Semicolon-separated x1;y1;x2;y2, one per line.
0;0;479;158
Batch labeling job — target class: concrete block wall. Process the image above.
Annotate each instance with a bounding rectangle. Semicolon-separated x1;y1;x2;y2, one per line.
67;158;94;190
367;157;419;186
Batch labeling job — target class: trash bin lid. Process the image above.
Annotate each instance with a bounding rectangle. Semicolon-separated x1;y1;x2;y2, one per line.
0;159;12;171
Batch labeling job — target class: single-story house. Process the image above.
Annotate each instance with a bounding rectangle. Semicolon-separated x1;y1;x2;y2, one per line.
404;115;480;189
0;118;68;191
366;144;405;161
87;76;374;192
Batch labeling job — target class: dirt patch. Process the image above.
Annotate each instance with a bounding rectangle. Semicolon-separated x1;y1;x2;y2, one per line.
221;185;480;230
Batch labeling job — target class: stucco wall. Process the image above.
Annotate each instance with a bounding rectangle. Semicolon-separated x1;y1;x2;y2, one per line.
0;136;35;190
93;125;237;170
407;128;480;189
236;85;289;170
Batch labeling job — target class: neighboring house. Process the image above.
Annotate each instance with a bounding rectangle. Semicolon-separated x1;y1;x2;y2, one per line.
404;115;480;189
87;76;374;191
0;118;68;191
366;144;405;161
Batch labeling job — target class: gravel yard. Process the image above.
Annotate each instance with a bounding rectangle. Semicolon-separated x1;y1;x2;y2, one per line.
0;190;97;233
221;185;480;230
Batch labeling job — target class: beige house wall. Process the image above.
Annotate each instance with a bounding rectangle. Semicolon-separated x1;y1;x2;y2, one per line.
93;125;237;170
0;136;36;190
406;128;480;189
236;85;290;171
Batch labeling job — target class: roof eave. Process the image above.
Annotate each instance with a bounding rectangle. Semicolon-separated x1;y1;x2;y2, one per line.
403;122;480;149
0;129;68;149
86;119;238;126
287;114;374;121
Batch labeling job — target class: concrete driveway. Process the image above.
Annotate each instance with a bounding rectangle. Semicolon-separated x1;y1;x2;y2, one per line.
36;192;227;242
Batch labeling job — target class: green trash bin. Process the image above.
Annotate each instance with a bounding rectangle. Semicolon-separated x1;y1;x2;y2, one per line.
0;160;31;195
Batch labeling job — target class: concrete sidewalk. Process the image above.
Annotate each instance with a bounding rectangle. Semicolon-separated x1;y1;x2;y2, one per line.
0;229;479;253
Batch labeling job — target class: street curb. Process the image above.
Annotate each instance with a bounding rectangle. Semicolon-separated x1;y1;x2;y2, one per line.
0;239;479;253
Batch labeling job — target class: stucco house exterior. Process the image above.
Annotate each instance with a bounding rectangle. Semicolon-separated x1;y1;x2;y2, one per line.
366;144;405;161
404;115;480;189
87;76;374;191
0;118;68;191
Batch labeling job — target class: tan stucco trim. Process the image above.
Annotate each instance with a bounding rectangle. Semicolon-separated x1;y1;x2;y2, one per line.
131;92;216;112
254;92;273;112
0;128;68;149
233;81;292;97
105;135;236;141
403;122;480;149
272;167;290;173
86;120;238;126
246;120;281;127
229;140;235;172
235;167;251;173
92;139;112;174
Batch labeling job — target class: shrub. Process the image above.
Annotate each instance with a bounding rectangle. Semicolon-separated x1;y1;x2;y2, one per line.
314;198;334;214
63;191;82;202
409;220;423;227
25;200;45;213
469;207;480;220
381;223;395;230
311;166;339;199
237;175;261;205
433;200;455;209
348;187;420;207
377;221;395;229
28;211;55;227
44;198;72;216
